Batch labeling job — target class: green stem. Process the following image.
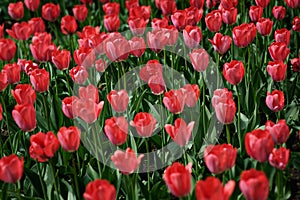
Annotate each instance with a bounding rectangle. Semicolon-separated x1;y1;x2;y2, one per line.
0;94;13;152
64;70;72;95
276;170;283;200
235;85;242;151
16;182;21;200
72;154;80;199
226;125;231;144
42;93;50;130
145;139;151;193
201;73;206;135
37;162;48;200
49;161;60;200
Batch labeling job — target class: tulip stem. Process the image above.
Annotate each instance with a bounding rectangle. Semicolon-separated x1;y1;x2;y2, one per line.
72;154;80;199
226;125;231;144
235;85;242;151
15;182;21;200
145;139;151;193
276;170;283;200
42;93;50;130
0;94;13;152
37;162;48;200
49;160;60;200
201;73;206;135
64;71;72;95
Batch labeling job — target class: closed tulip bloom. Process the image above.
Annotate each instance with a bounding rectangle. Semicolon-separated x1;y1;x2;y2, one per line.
107;90;129;113
11;84;36;105
171;10;187;30
6;22;32;41
0;38;17;62
151;18;168;30
17;59;38;75
163;89;186;114
182;84;200;107
104;116;128;145
293;16;300;32
30;43;57;62
83;179;116;200
204;144;237;174
79;84;99;103
104;14;120;32
159;0;177;16
221;7;237;25
12;104;36;132
284;0;300;8
103;2;120;15
223;60;245;85
52;49;71;70
69;66;88;85
266;90;285;112
24;0;40;11
111;148;144;174
62;96;79;119
95;59;106;72
3;63;21;84
74;47;95;69
245;129;274;162
249;6;263;22
0;71;8;92
130;112;157;137
268;42;290;61
190;0;205;8
165;118;195;146
212;88;233;106
139;60;163;82
185;7;202;26
291;56;300;72
266;61;287;82
61;15;78;35
147;29;168;53
233;23;256;48
195;177;235;200
148;74;166;95
8;2;24;20
255;0;270;7
128;17;147;36
274;28;290;46
129;37;146;57
42;3;60;22
73;5;88;22
74;99;104;124
29;131;60;162
272;6;286;20
126;0;139;10
28;18;45;34
164;26;179;46
205;10;222;32
163;162;192;197
268;147;290;170
57;126;81;152
183;25;202;48
256;18;273;36
105;35;130;62
129;6;151;23
209;33;232;55
189;48;210;72
30;69;50;93
240;169;269;200
221;0;238;9
265;119;290;144
0;154;24;183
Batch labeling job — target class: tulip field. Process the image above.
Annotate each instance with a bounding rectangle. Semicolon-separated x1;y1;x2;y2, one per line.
1;0;300;199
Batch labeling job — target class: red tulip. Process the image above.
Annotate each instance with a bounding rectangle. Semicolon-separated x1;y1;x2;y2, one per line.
249;6;263;22
42;3;60;22
209;33;232;55
151;18;168;30
0;104;2;121
268;147;290;170
28;18;45;34
291;55;300;72
8;2;24;20
274;28;290;46
293;16;300;32
148;74;166;95
159;0;177;16
189;48;210;72
57;126;81;152
240;169;269;200
30;44;57;63
223;60;245;85
185;7;202;26
256;18;273;36
126;0;139;10
111;148;144;174
74;47;95;69
74;99;104;124
171;10;187;30
165;118;195;146
245;129;274;162
61;15;78;35
69;66;88;85
265;119;290;144
29;131;60;162
129;6;151;22
266;61;287;82
128;17;147;36
11;84;36;105
129;37;146;57
0;38;17;62
32;32;52;45
163;89;186;114
190;0;205;8
0;71;8;92
30;69;50;93
163;162;192;197
195;177;235;200
24;0;40;11
205;10;222;32
62;96;79;119
272;6;286;20
6;22;32;41
139;60;163;82
266;90;285;112
12;104;36;132
204;144;237;174
52;49;71;70
220;0;238;9
103;2;120;15
3;63;21;84
284;0;300;8
255;0;270;7
0;154;24;183
17;59;38;75
73;5;88;22
104;116;128;145
104;14;120;32
233;23;256;48
206;0;218;8
221;7;238;25
80;0;93;4
107;90;129;113
0;24;4;39
79;84;99;103
183;25;202;48
212;88;236;124
130;112;157;137
83;179;116;200
105;34;130;62
182;84;200;107
147;29;168;53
